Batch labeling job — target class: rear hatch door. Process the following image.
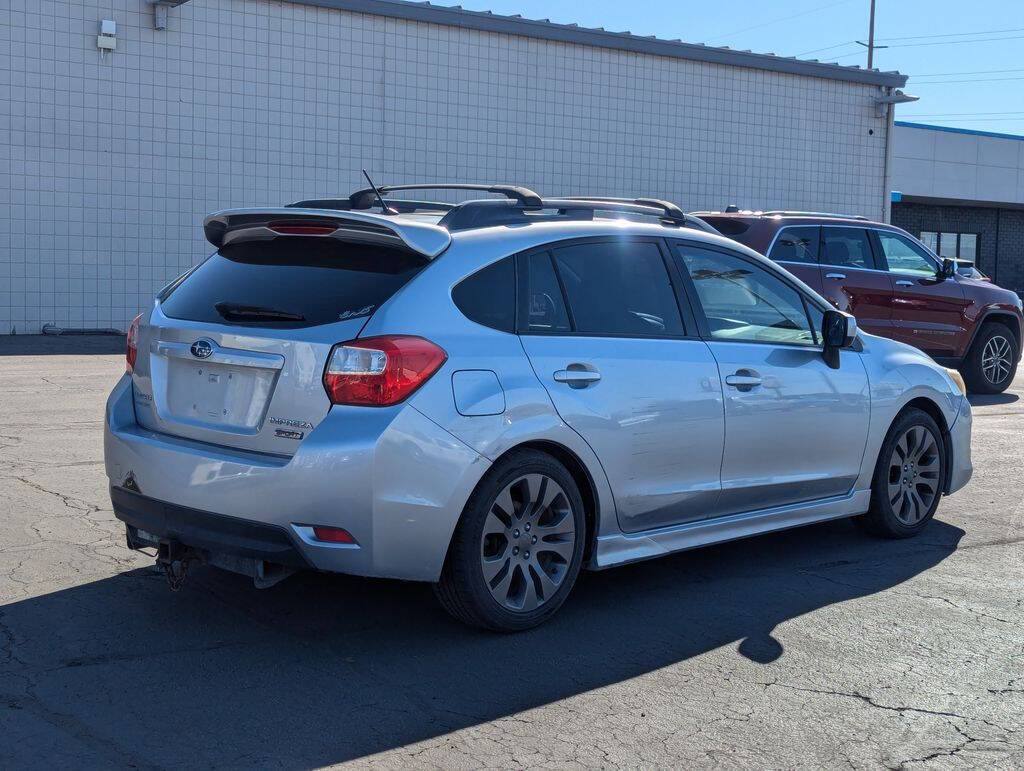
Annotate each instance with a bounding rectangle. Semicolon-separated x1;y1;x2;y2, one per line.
131;211;445;455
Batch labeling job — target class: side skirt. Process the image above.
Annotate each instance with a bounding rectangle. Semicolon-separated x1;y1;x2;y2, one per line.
590;489;872;570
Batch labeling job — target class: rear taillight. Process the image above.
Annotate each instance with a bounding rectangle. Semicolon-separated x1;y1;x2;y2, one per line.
323;335;447;406
126;313;143;373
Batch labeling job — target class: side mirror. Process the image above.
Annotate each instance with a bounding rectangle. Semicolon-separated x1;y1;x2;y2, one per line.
821;310;857;369
940;258;957;279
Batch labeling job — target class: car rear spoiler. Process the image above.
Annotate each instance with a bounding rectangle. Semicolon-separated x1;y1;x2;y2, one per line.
202;208;452;259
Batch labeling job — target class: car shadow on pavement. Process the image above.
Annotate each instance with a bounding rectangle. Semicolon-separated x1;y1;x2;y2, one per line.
968;392;1020;407
0;517;963;767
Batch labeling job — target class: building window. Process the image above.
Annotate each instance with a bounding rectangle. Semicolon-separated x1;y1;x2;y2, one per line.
919;231;979;261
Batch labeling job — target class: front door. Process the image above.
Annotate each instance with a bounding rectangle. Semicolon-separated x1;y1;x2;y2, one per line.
819;226;895;340
870;229;971;359
672;241;871;514
516;239;725;533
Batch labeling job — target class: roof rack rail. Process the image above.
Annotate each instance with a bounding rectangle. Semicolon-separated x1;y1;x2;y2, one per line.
348;184;543;211
562;196;687;224
762;210;869;220
289;197;457;214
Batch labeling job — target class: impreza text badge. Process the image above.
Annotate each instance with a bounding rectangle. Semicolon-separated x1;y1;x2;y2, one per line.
190;339;214;359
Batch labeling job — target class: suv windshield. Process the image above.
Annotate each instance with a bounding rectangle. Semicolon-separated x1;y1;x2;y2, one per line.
159;238;427;327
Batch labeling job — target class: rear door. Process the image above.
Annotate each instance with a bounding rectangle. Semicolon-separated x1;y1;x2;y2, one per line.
766;225;824;294
870;229;971;359
516;238;725;533
819;226;895;339
131;236;428;455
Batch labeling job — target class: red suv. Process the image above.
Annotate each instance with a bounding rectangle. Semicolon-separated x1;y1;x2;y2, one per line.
696;210;1023;393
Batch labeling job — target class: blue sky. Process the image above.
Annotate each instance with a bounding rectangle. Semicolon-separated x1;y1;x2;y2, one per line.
433;0;1024;136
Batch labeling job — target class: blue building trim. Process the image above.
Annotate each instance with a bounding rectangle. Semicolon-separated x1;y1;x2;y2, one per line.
895;121;1024;142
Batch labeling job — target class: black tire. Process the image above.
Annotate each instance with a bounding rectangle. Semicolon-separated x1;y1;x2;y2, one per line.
857;408;946;538
960;321;1018;394
434;449;587;632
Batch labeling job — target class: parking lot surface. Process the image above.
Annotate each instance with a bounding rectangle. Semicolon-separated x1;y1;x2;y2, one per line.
1;336;1022;769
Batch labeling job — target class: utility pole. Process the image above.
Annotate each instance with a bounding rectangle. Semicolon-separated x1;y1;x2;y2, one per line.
867;0;876;69
856;1;886;69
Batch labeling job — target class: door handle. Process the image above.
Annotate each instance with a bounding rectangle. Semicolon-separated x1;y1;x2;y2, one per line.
894;279;914;287
825;272;846;280
725;370;763;391
553;368;601;388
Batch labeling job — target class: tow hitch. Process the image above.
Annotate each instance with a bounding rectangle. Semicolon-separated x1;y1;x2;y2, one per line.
125;524;296;590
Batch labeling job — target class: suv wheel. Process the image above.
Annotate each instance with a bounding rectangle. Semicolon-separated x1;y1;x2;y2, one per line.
961;322;1018;394
858;408;946;538
435;450;586;632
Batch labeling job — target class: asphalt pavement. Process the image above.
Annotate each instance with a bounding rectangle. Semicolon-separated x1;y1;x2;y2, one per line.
1;336;1021;768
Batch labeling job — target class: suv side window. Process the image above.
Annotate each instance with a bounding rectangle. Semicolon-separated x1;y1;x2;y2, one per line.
676;245;819;346
769;226;819;264
549;241;684;336
452;257;515;332
821;227;875;270
874;231;939;278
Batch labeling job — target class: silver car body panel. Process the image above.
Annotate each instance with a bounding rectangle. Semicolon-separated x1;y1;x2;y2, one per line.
104;216;973;582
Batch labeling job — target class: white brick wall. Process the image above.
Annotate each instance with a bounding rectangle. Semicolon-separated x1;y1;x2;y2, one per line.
1;0;892;333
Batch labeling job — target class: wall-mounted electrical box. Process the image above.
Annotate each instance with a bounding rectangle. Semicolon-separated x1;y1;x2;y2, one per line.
97;19;116;50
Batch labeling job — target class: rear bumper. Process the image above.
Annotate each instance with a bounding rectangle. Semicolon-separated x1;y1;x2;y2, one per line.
104;374;489;581
112;486;311;569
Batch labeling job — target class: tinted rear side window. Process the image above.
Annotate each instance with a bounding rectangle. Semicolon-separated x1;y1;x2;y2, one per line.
551;242;684;336
160;238;426;327
769;226;819;264
821;228;875;270
452;257;515;332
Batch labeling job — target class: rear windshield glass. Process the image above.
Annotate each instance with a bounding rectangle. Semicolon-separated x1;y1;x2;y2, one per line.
159;238;427;327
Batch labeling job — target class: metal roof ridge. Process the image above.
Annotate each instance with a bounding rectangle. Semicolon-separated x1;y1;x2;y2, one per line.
289;0;908;88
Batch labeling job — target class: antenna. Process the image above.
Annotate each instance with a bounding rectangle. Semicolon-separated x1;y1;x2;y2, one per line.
361;169;396;215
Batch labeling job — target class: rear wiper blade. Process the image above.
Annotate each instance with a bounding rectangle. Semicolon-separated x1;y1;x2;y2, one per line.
214;302;305;322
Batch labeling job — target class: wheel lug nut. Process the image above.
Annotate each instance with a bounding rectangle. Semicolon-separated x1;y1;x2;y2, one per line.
524;523;531;532
524;551;530;559
513;529;520;538
512;546;519;555
531;535;537;544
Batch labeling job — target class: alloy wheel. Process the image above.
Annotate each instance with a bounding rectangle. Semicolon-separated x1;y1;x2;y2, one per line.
886;425;941;525
479;473;576;612
981;335;1013;385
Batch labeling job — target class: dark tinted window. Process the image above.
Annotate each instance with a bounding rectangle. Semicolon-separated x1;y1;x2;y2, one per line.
821;228;875;269
769;226;819;264
160;238;426;327
525;252;571;332
452;257;515;332
551;242;684;336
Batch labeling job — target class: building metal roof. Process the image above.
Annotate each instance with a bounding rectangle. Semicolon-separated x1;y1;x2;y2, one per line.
895;121;1024;143
293;0;908;88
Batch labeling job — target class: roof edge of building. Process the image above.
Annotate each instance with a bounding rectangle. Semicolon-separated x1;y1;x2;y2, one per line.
895;121;1024;143
293;0;908;88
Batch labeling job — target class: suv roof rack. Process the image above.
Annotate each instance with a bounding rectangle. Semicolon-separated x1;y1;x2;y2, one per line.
347;183;543;211
761;210;870;220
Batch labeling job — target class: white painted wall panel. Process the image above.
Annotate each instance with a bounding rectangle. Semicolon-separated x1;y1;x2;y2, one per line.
1;0;892;332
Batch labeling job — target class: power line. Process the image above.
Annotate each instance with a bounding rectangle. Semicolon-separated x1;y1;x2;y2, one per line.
913;67;1024;77
912;76;1024;85
876;26;1024;42
832;34;1024;60
706;0;856;44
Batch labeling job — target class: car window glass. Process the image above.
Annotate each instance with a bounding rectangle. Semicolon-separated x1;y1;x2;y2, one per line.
452;257;515;332
551;242;683;336
769;226;819;264
676;246;817;346
821;228;874;269
876;232;937;277
526;252;570;332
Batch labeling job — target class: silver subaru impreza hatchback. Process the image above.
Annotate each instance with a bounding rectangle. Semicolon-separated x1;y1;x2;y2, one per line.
105;184;973;631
